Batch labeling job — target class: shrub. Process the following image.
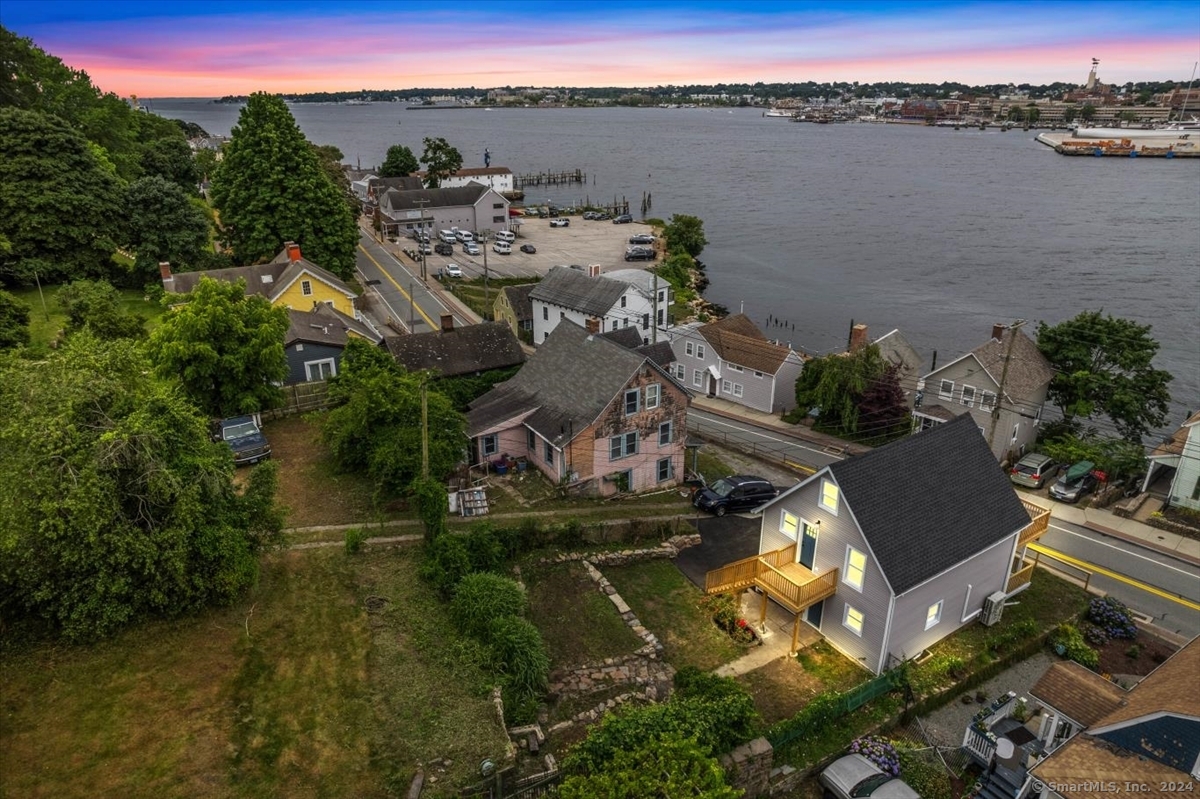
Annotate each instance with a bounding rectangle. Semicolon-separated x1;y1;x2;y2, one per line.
1125;643;1142;659
344;527;367;555
896;745;953;799
986;618;1039;654
1088;596;1138;640
699;593;756;644
849;735;899;777
451;572;526;639
420;534;473;598
558;732;740;799
1052;623;1099;671
488;615;550;701
673;667;753;706
1083;623;1109;647
464;523;506;574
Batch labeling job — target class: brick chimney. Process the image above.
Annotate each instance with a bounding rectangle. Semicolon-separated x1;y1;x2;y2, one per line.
440;314;454;333
585;318;600;335
849;323;869;353
285;241;301;263
991;323;1007;342
158;261;173;284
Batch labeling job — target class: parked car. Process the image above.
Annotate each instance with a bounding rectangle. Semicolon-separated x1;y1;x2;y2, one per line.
1010;453;1060;489
463;242;481;256
443;263;464;279
819;755;920;799
629;234;656;245
582;211;598;220
493;241;512;255
212;415;271;466
1049;460;1101;503
520;244;537;254
434;242;453;256
549;218;570;227
418;243;433;255
612;214;633;224
624;247;655;262
692;475;778;516
456;231;474;243
495;230;515;244
594;213;611;221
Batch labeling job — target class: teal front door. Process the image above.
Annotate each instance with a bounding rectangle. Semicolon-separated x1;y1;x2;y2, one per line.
799;522;818;569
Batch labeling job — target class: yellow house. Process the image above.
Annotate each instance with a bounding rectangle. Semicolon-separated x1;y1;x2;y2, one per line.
160;241;357;317
493;283;536;341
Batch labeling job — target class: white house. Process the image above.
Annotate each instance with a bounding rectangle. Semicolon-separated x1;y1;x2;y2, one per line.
529;266;672;346
1142;410;1200;510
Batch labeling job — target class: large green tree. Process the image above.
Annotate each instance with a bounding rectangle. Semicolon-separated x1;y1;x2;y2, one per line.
0;289;30;349
420;136;463;188
323;338;466;495
793;344;888;437
146;276;289;417
380;144;419;177
0;107;124;284
1036;311;1173;441
139;135;199;189
0;334;284;641
57;279;147;340
663;214;708;259
122;175;211;276
209;93;358;278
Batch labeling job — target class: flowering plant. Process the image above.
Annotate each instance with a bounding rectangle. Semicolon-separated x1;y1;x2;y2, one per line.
849;735;900;777
1087;596;1138;642
737;618;748;629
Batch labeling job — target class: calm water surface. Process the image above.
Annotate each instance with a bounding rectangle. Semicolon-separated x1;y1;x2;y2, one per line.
155;100;1200;429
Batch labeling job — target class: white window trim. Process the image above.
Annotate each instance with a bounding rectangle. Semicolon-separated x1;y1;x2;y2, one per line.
696;344;706;359
1011;422;1020;443
754;370;764;378
721;379;732;394
301;279;313;296
820;479;839;515
304;358;337;381
693;369;703;387
481;434;499;457
938;379;954;400
843;545;866;592
780;510;799;538
732;383;744;398
646;383;661;409
727;363;744;373
961;385;976;408
843;604;864;637
980;391;996;411
925;600;943;630
685;341;695;356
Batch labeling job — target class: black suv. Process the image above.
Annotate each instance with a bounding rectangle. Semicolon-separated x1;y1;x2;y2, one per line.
624;247;655;262
692;475;779;516
612;214;633;224
434;242;453;256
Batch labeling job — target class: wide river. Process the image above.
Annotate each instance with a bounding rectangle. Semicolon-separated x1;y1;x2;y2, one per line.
153;100;1199;433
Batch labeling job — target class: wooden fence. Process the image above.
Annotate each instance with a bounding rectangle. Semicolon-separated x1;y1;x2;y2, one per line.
262;381;332;419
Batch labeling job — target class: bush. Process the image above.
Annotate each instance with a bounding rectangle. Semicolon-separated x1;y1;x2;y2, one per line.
896;745;953;799
451;572;527;639
420;534;473;598
1052;623;1099;671
558;732;740;799
699;593;756;644
1088;596;1138;640
344;527;367;555
464;523;506;574
849;735;900;776
488;615;550;701
986;618;1039;654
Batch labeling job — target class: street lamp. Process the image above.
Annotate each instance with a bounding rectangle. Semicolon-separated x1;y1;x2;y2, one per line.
479;229;490;315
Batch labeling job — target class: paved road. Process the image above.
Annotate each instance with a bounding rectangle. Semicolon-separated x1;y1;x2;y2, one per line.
686;407;847;473
1036;518;1200;638
355;232;469;333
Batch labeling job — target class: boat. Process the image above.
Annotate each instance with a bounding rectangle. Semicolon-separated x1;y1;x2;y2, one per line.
1070;125;1195;140
763;108;795;118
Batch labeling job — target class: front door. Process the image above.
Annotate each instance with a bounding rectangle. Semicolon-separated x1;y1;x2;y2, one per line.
799;522;818;569
805;599;824;628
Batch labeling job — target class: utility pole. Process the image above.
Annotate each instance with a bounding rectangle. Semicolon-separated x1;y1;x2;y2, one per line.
481;230;490;315
986;319;1026;455
652;274;659;344
414;197;430;281
421;378;430;479
409;281;415;332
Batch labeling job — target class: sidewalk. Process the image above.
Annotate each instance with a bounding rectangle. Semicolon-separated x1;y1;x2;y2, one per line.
1036;499;1200;565
689;395;873;457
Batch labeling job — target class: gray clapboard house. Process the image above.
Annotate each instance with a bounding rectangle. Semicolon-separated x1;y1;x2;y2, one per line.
284;304;383;384
704;414;1050;674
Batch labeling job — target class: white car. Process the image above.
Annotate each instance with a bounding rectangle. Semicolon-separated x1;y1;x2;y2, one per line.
819;755;919;799
456;231;474;243
443;264;464;279
493;241;512;255
549;218;569;228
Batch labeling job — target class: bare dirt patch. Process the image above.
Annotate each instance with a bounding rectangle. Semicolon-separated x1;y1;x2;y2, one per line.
1096;629;1178;679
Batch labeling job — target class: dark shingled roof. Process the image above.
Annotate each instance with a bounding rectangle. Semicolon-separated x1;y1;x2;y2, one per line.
826;414;1032;595
598;327;676;368
970;328;1054;403
599;327;646;350
285;305;380;347
528;267;629;318
498;284;536;325
467;320;649;445
379;184;492;214
698;313;799;375
386;321;525;378
636;341;676;368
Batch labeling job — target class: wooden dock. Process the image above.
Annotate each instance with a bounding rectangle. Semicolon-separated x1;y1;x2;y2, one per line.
514;169;586;189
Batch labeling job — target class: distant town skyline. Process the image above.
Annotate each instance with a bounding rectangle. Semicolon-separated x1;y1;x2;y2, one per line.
4;0;1198;98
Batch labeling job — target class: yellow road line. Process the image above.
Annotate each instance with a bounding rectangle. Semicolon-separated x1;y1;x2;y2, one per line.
1028;542;1200;611
357;243;437;330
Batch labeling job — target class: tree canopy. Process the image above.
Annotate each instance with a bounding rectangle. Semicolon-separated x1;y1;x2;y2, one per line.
209;92;359;278
420;137;463;188
1036;310;1173;441
322;338;466;495
558;733;740;799
793;344;908;441
0;289;30;349
380;144;419;177
146;276;290;417
663;214;708;259
57;279;147;340
0;334;284;641
122;176;211;278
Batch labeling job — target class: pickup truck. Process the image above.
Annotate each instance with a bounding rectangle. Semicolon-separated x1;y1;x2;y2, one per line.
213;415;272;465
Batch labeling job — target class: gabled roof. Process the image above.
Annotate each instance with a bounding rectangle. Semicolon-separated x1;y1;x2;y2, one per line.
386;321;525;378
415;167;512;178
165;251;354;305
599;327;646;350
635;341;676;368
697;313;800;375
366;176;424;195
970;328;1053;402
285;305;381;347
776;414;1032;595
497;284;536;324
467;320;653;445
1030;661;1128;728
379;184;494;214
1151;410;1200;458
528;266;629;318
873;329;923;378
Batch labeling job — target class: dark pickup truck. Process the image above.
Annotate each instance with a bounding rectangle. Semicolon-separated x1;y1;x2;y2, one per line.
213;415;272;465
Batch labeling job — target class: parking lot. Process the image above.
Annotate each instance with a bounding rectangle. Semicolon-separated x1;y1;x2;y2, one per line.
417;215;659;282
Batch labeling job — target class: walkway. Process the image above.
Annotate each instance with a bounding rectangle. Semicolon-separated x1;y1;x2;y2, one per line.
689;395;873;457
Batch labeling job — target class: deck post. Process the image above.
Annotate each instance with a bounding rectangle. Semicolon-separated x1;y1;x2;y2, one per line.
791;614;801;654
759;590;769;629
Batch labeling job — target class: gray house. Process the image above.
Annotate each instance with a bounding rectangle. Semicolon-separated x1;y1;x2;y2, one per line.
376;184;510;239
669;314;807;414
283;304;383;384
706;414;1049;674
913;324;1053;462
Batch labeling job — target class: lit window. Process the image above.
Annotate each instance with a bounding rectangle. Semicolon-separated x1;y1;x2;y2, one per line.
820;479;839;513
844;605;864;637
657;457;673;482
926;601;943;630
781;511;799;537
301;279;313;296
844;546;866;591
646;384;661;409
938;379;954;400
624;388;640;415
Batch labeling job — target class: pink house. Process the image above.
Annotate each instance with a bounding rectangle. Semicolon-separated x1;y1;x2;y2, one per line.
467;320;690;496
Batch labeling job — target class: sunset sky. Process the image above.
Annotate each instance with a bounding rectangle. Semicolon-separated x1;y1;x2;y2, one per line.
4;0;1198;97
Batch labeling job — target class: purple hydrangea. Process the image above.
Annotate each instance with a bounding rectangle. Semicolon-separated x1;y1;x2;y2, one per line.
1088;596;1138;640
849;735;901;777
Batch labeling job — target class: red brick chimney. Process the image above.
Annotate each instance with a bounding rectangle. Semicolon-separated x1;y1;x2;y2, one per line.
285;241;301;263
440;314;455;333
158;261;173;284
585;318;600;335
991;323;1007;342
849;323;869;353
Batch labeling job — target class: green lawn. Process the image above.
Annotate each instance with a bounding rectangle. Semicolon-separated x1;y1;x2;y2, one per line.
525;561;644;669
0;547;509;799
603;559;743;671
7;283;166;350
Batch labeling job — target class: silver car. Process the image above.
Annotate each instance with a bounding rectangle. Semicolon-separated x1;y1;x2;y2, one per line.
819;755;919;799
1010;453;1059;489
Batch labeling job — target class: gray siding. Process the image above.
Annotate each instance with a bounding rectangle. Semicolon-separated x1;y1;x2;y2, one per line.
885;533;1015;667
722;361;773;413
285;342;343;384
772;353;805;414
923;356;1048;461
759;473;893;673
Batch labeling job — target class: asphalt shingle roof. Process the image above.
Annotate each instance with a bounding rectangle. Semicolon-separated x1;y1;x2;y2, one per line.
827;413;1032;595
498;284;536;325
528;266;629;318
698;313;799;375
380;184;491;213
285;305;380;347
970;328;1054;403
386;321;525;378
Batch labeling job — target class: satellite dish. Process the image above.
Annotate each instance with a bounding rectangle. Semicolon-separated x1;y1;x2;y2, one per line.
996;739;1015;760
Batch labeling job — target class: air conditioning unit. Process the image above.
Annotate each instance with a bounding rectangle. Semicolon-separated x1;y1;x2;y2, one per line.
981;591;1007;627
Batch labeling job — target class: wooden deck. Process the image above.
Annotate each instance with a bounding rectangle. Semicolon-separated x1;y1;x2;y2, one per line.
705;543;838;615
1017;499;1051;549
